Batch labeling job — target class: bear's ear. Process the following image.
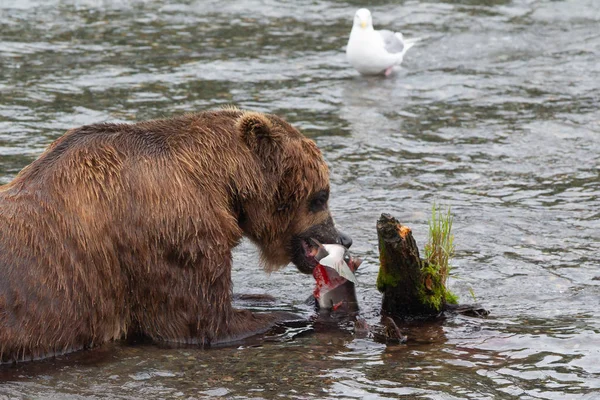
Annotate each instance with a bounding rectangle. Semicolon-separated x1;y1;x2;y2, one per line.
237;112;282;152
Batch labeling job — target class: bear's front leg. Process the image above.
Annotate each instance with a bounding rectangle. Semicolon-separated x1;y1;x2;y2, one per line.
132;251;300;346
206;265;303;345
211;308;297;345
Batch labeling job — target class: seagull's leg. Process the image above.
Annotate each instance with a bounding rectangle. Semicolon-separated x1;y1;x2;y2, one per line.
384;66;394;76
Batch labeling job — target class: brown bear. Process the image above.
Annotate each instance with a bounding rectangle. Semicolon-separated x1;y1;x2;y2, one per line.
0;108;352;363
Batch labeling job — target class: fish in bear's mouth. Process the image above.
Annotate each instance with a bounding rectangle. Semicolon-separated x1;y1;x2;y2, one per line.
292;233;354;275
308;239;362;313
301;238;362;273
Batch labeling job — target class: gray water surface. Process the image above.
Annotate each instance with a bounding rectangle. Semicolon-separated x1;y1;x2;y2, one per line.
1;0;599;399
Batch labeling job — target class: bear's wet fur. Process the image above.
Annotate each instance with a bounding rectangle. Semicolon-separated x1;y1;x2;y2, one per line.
0;109;348;362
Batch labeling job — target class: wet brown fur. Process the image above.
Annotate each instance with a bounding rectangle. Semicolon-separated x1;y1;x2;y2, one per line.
0;109;333;362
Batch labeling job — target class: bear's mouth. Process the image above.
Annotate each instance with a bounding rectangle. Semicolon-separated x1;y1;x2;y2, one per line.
303;239;362;271
290;217;350;275
291;237;330;274
301;239;320;268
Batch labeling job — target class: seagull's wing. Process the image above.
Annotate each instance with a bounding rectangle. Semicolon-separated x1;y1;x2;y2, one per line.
378;29;405;54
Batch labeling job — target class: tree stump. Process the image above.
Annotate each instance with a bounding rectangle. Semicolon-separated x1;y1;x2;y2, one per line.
376;213;458;318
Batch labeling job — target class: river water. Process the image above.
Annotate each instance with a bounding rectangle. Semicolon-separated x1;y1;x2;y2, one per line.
1;0;599;398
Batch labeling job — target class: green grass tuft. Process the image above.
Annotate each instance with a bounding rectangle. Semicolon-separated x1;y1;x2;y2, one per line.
468;287;477;302
423;202;458;306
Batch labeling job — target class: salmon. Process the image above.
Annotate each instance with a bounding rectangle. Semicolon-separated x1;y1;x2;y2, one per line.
311;242;362;313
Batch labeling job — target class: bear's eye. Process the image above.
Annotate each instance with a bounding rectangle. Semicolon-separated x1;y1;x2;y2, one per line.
309;189;329;212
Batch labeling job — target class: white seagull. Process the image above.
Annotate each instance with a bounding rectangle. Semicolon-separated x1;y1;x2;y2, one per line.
346;8;418;76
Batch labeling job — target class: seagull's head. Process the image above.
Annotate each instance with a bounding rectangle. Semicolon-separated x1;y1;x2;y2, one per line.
353;8;373;30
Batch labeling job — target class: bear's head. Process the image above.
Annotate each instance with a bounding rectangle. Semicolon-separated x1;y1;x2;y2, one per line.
236;111;351;274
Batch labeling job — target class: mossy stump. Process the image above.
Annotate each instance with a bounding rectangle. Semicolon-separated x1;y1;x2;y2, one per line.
376;213;457;318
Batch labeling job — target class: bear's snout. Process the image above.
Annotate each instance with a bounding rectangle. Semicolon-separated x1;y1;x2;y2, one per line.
337;231;353;249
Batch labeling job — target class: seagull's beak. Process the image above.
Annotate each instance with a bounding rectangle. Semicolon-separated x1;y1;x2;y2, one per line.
360;20;367;29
